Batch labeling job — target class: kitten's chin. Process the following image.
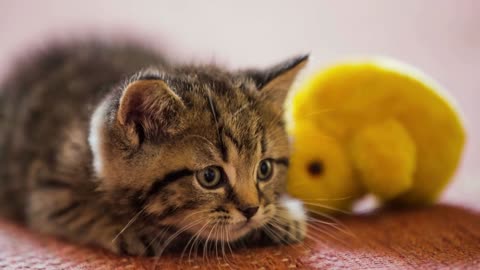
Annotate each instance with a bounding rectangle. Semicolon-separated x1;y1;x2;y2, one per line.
189;218;270;242
178;206;276;242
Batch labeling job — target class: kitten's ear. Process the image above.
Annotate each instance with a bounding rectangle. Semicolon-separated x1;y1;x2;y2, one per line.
247;54;308;105
117;79;185;145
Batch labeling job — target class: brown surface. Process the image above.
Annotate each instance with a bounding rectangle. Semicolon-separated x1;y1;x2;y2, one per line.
1;204;479;269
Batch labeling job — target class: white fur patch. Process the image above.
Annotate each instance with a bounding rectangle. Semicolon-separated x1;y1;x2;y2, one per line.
280;196;306;221
88;100;108;178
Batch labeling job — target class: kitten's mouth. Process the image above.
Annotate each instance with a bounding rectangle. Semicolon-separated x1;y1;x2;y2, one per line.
180;219;259;242
229;218;260;230
227;221;250;232
195;218;270;242
178;207;276;242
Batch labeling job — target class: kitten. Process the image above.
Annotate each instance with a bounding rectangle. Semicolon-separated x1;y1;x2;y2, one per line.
0;41;308;256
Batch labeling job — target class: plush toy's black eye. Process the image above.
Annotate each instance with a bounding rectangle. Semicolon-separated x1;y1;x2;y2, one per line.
196;166;223;188
257;159;274;181
307;160;324;176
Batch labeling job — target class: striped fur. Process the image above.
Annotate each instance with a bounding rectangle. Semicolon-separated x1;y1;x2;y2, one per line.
0;41;308;256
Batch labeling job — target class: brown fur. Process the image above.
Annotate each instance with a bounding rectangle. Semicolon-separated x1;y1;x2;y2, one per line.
0;41;308;256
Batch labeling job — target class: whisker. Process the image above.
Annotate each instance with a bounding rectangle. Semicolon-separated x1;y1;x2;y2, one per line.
304;208;352;231
156;218;206;258
273;203;355;239
203;220;219;263
264;221;314;253
273;201;350;229
225;225;234;257
146;225;172;255
220;224;232;265
301;108;336;118
111;208;144;242
268;218;314;251
181;209;211;222
233;103;250;117
202;225;212;263
301;202;352;215
184;134;217;150
188;219;211;262
214;223;220;261
306;224;350;246
218;224;225;262
266;219;304;248
206;88;222;146
152;209;210;260
306;216;357;238
272;228;318;252
301;196;354;202
261;224;282;244
181;219;210;262
180;221;206;263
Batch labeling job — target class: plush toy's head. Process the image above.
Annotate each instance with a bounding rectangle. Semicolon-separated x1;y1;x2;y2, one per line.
287;121;364;212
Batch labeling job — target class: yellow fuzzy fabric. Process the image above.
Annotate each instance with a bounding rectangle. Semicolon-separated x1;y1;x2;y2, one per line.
286;59;465;212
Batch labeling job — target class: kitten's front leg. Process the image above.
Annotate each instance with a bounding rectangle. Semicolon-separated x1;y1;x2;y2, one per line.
265;196;307;244
26;182;159;256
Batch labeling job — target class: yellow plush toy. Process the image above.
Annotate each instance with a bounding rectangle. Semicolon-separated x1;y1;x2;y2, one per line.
286;58;466;213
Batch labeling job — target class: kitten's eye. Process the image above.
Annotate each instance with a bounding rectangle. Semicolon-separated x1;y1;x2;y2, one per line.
196;166;223;188
257;159;274;181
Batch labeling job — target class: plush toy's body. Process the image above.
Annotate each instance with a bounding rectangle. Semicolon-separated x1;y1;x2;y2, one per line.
287;59;465;212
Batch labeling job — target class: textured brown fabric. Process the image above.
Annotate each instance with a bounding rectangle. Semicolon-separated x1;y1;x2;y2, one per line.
1;204;479;269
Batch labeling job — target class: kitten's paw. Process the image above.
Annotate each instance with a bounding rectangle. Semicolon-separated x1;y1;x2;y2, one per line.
111;232;157;257
267;197;307;244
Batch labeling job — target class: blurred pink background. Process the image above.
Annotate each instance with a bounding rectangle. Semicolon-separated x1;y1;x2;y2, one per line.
0;0;478;205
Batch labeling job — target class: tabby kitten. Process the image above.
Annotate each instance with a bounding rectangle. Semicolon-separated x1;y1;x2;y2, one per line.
0;41;308;256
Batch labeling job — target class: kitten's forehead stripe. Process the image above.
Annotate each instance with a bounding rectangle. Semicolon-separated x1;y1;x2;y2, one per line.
222;126;242;152
260;131;267;155
206;92;228;162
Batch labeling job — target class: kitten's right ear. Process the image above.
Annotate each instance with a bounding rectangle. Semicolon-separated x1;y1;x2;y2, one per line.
244;55;309;106
117;79;185;146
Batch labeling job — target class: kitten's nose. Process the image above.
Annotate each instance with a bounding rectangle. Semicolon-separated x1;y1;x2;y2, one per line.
238;206;259;220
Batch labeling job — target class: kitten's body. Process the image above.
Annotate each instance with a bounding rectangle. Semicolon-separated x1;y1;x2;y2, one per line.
0;41;307;255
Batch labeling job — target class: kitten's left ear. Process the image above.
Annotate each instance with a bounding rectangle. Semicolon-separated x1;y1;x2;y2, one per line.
246;54;309;105
116;79;186;146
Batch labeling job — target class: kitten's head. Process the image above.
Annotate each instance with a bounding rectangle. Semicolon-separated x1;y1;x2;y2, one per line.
89;55;307;241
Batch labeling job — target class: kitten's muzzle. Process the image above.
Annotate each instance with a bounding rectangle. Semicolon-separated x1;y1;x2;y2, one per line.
238;206;259;220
